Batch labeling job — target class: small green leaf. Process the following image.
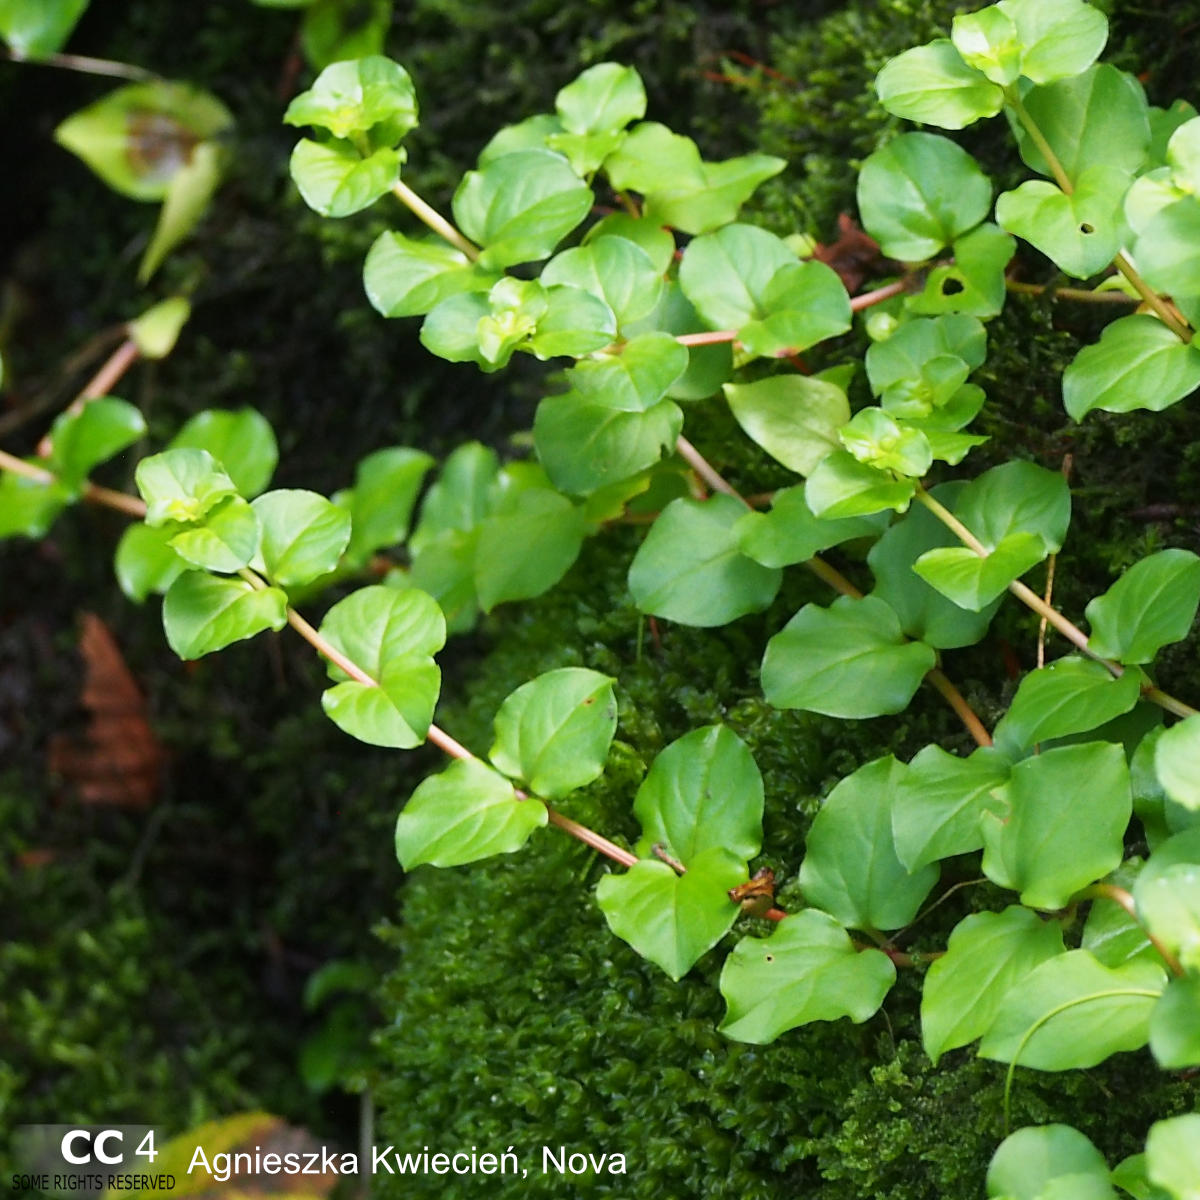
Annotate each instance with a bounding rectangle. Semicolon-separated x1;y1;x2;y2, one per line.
642;153;785;236
169;409;278;499
114;522;188;603
981;743;1131;908
913;530;1046;610
342;446;434;564
923;907;1066;1065
395;758;545;869
987;1125;1115;1200
322;654;440;748
0;0;90;58
865;314;987;394
1156;716;1200;811
906;222;1014;318
1087;550;1200;666
978;950;1165;1069
566;334;688;414
135;448;239;527
419;292;494;369
734;485;888;569
1063;315;1200;420
954;459;1071;552
555;62;645;136
128;297;191;359
602;121;705;194
251;489;352;587
950;6;1022;86
718;909;897;1044
283;56;417;142
168;495;261;573
452;149;593;270
488;668;617;799
162;571;288;659
474;489;585;610
762;595;935;719
541;236;663;330
317;584;445;680
678;223;795;330
139;141;222;282
584;213;675;274
1146;1114;1200;1199
628;495;781;627
1001;0;1109;84
528;285;617;360
300;0;389;72
723;375;849;476
633;725;763;863
47;397;146;488
994;656;1142;756
736;261;852;358
1013;64;1150;184
797;756;938;931
629;280;733;400
409;531;479;635
874;40;1003;130
856;132;993;262
596;849;745;981
0;468;71;539
289;138;399;218
364;231;496;318
1150;974;1200;1068
893;744;1012;871
805;451;916;520
995;166;1131;279
410;442;497;549
840;408;933;478
478;113;563;165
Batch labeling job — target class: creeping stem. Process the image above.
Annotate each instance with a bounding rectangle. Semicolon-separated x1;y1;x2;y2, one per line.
1080;883;1184;978
390;180;481;261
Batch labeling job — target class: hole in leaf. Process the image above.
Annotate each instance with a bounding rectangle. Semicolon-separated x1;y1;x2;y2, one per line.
941;277;965;296
764;954;774;963
1080;222;1095;234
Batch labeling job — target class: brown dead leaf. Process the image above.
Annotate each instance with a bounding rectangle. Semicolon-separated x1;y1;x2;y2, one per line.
811;214;886;294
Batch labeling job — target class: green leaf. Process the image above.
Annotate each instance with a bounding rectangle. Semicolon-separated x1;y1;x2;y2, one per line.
584;213;675;274
409;531;478;635
954;459;1071;552
906;222;1014;318
300;0;389;72
840;408;932;478
1087;551;1200;667
805;451;916;520
289;138;399;218
1081;863;1154;969
556;62;645;136
364;231;496;318
528;285;617;360
1166;116;1200;192
797;756;938;930
342;446;434;564
642;153;785;236
633;725;763;863
913;530;1047;610
996;166;1130;279
596;849;745;981
1150;974;1200;1068
566;334;688;414
168;495;261;573
419;293;494;369
950;6;1022;86
1156;716;1200;812
978;950;1165;1068
395;758;545;869
993;656;1142;757
0;468;71;540
856;132;993;262
865;314;987;394
1063;315;1200;420
1128;194;1200;315
162;571;288;660
602;121;705;195
452;149;593;270
678;223;795;330
250;489;352;587
867;485;1000;649
893;744;1012;871
47;397;146;488
410;443;497;550
628;495;781;627
737;261;852;358
474;488;584;611
541;236;663;330
762;594;935;719
54;81;232;202
734;485;888;569
1001;0;1109;84
923;907;1066;1065
628;280;733;400
981;743;1131;908
135;448;239;527
1013;64;1150;184
488;668;617;798
283;57;417;142
128;296;191;359
987;1125;1115;1200
723;375;849;476
874;40;1003;130
322;654;440;748
317;584;445;680
1146;1114;1200;1199
114;522;188;603
0;0;89;58
718;909;897;1044
139;141;222;282
1138;858;1200;977
169;409;278;499
478;113;563;165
